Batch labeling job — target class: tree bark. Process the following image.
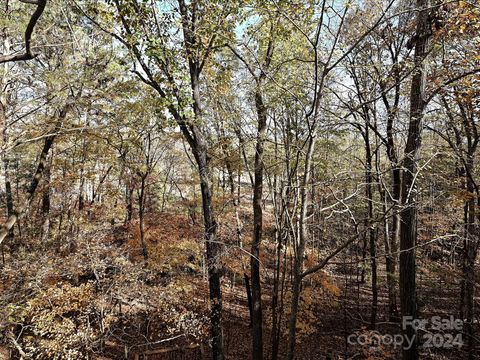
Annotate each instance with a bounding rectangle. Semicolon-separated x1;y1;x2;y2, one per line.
196;151;223;360
41;156;51;242
399;2;431;359
250;76;269;360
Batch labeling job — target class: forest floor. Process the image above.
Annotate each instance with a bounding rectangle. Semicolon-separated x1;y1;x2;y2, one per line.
107;212;473;360
212;260;467;360
0;211;476;360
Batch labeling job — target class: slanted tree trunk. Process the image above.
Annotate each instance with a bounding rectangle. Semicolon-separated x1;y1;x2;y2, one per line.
0;104;70;246
0;0;47;64
112;0;226;356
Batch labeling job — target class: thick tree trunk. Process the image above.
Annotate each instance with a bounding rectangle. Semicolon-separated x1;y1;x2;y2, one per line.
41;159;51;242
197;154;224;360
125;184;133;224
190;79;224;360
399;1;431;359
4;158;15;240
251;84;268;360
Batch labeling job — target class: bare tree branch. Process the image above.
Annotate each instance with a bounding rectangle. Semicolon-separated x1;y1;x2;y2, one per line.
0;0;47;64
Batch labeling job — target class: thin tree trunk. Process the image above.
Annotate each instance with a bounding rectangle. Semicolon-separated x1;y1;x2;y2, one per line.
380;47;402;321
138;175;148;262
287;132;316;360
271;117;283;360
0;53;14;242
245;272;254;326
176;1;225;355
364;126;377;329
462;157;477;360
388;167;401;319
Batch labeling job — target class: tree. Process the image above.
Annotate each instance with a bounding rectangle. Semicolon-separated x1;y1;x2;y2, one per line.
281;1;398;357
227;11;277;359
399;2;432;359
427;3;480;356
77;1;241;357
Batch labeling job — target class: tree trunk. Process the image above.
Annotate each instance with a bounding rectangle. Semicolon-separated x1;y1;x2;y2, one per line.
399;2;431;359
364;126;377;329
138;176;148;262
271;117;284;360
197;154;224;360
4;158;14;240
287;132;316;360
125;184;133;224
251;83;268;360
41;158;51;243
388;167;401;319
114;0;226;356
462;157;477;360
381;48;401;321
245;272;254;326
0;55;14;242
